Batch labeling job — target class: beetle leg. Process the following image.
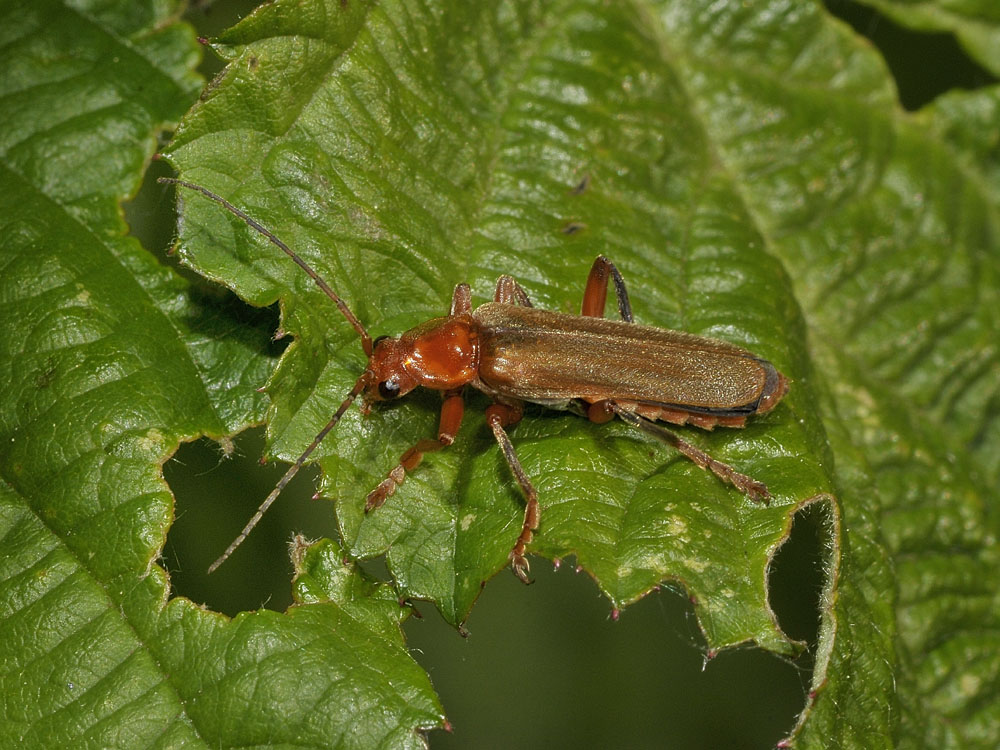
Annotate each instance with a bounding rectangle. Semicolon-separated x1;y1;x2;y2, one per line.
365;390;465;511
581;255;633;322
612;405;771;504
579;256;635;423
451;283;472;315
485;401;538;584
494;275;534;307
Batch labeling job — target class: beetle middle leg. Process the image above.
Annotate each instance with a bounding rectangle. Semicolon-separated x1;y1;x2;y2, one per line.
494;274;534;306
485;401;539;584
483;273;540;582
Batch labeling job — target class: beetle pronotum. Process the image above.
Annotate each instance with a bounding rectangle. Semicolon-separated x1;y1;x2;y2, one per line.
162;177;789;583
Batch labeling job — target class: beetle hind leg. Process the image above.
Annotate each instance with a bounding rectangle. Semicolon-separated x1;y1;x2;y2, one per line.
581;255;633;322
612;405;771;503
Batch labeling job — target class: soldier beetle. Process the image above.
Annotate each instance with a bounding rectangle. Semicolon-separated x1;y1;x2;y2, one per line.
161;177;789;583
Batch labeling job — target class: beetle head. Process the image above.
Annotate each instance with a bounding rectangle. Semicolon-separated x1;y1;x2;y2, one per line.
363;334;420;408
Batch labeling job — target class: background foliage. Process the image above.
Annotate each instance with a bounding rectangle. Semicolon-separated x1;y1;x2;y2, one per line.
1;0;997;748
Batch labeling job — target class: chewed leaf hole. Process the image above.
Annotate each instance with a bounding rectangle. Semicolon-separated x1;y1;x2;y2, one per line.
163;426;331;616
768;501;828;650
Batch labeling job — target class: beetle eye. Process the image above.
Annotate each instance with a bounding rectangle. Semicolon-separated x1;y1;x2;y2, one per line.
372;335;390;348
378;380;401;399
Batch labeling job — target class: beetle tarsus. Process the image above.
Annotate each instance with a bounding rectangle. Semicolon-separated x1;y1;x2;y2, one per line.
366;433;456;512
508;492;540;584
724;470;771;505
365;475;398;511
681;443;771;505
707;462;771;505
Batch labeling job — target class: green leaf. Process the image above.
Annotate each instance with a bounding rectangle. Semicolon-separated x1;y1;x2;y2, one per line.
654;6;1000;746
0;1;443;747
7;0;998;747
164;0;826;655
784;93;1000;746
853;0;1000;77
162;0;1000;747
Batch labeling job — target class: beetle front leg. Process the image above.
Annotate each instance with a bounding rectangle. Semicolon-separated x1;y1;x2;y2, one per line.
485;401;539;584
581;255;633;322
365;391;465;511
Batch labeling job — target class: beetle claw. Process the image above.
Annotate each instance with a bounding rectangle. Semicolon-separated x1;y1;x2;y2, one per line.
731;472;771;505
510;552;533;584
364;480;393;511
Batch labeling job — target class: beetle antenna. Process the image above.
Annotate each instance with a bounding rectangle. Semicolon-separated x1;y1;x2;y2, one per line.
159;177;373;356
207;371;372;574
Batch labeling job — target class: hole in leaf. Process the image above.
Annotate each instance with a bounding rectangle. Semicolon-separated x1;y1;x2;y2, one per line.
125;155;181;261
164;426;333;617
406;562;808;747
184;0;266;77
825;0;998;110
768;501;827;649
766;497;833;718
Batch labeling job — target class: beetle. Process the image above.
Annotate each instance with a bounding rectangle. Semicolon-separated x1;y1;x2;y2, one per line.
161;177;789;583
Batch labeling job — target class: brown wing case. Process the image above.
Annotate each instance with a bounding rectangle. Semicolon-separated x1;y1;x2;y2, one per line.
474;303;779;415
